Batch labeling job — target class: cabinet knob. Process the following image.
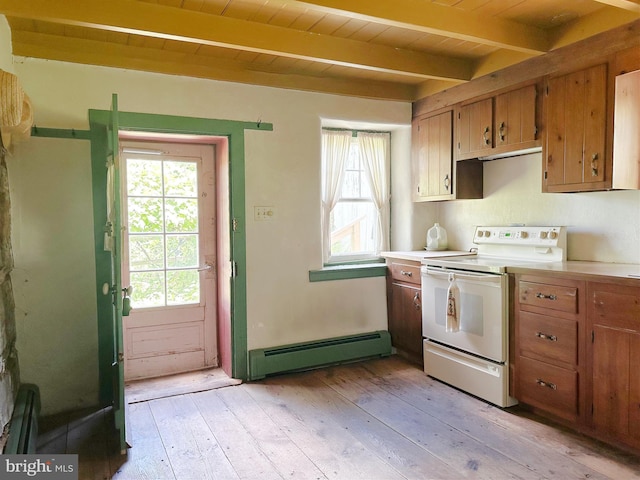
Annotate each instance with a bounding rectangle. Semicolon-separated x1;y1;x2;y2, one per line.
483;126;490;145
443;174;450;190
400;270;413;277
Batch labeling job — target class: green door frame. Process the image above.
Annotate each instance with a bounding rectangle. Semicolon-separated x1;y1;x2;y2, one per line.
88;109;272;405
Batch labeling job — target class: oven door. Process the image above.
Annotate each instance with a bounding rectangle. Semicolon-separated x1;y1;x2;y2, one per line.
421;266;507;363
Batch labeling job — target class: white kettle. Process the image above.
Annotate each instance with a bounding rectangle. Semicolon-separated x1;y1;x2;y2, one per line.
426;223;448;251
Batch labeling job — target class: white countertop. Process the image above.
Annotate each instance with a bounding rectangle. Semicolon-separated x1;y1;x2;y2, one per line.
380;250;474;262
507;261;640;280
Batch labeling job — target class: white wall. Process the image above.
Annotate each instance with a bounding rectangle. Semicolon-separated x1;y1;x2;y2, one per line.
5;51;411;413
435;154;640;263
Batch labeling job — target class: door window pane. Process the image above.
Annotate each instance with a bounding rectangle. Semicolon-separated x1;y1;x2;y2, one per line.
164;161;198;197
129;235;164;270
166;234;198;269
165;198;198;233
127;159;163;196
130;271;165;308
128;198;164;233
167;270;199;305
125;156;201;308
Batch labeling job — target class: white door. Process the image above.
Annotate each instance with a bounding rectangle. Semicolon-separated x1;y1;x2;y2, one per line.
120;141;218;380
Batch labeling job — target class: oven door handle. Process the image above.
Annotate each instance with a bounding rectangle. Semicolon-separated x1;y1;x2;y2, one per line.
423;267;500;281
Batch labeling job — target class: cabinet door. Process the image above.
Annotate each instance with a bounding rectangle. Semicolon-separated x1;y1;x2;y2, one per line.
457;98;492;158
389;282;423;364
495;85;537;148
544;64;607;191
589;282;640;443
413;111;453;200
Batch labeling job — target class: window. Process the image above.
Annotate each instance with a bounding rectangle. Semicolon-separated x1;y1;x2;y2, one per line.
321;129;390;263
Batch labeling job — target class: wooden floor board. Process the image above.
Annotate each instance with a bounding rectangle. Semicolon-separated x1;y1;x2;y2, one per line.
244;378;406;480
317;363;544;479
37;356;640;480
361;357;616;480
191;388;282;479
214;385;326;479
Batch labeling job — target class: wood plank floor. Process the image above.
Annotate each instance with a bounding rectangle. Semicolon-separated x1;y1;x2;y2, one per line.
38;356;640;479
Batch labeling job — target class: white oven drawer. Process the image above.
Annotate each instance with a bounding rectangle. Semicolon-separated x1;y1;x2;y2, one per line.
421;266;508;363
424;341;517;408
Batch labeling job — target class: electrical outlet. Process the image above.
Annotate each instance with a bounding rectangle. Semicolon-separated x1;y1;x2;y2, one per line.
254;206;275;221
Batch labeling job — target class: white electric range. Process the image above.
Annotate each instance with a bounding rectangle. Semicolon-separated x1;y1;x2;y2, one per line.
420;225;566;407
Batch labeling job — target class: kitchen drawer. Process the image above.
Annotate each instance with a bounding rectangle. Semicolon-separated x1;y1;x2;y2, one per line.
519;281;578;314
519;311;577;366
389;262;421;285
517;356;578;422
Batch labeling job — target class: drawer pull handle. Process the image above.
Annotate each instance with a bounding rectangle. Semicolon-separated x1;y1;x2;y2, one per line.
536;379;557;390
400;271;413;277
535;292;557;300
535;332;557;342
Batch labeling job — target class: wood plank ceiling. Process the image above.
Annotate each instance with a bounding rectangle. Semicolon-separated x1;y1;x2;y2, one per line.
0;0;638;101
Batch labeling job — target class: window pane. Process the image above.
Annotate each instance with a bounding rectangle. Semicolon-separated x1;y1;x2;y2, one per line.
167;270;199;305
131;271;165;308
165;198;198;233
164;161;197;197
127;159;163;196
342;171;361;198
330;201;376;255
128;198;164;233
166;234;198;268
129;235;164;271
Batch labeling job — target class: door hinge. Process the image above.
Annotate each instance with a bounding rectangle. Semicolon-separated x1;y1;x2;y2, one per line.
232;217;239;232
544;171;548;180
231;261;238;278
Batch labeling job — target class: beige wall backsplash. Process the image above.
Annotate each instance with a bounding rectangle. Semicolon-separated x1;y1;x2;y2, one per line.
435;153;640;264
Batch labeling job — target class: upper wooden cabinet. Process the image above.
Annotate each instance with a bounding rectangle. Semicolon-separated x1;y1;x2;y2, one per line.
412;109;482;202
495;85;537;149
456;84;539;161
543;64;608;193
612;69;640;189
456;98;493;159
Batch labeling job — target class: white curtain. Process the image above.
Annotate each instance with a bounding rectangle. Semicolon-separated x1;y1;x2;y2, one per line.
358;131;390;254
321;129;352;263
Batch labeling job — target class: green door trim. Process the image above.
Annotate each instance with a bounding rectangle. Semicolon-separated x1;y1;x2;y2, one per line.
89;108;272;404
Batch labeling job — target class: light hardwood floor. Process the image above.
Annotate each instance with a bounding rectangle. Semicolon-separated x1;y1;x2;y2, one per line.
38;356;640;479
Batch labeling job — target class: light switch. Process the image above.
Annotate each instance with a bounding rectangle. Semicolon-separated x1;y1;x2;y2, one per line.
254;206;275;221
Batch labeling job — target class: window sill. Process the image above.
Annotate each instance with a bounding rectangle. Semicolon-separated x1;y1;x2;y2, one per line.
308;262;387;282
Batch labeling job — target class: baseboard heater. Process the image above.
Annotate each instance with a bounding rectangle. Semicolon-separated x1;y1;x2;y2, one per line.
4;383;40;454
248;330;392;380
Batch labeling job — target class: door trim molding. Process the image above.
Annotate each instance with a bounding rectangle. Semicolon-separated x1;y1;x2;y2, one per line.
90;108;272;403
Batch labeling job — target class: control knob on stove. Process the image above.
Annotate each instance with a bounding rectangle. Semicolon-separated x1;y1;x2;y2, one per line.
520;231;529;239
483;230;491;237
540;231;548;239
549;231;558;239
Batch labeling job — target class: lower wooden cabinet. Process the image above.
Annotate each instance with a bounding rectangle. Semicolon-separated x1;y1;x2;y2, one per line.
513;273;640;454
386;259;423;366
513;275;585;424
589;282;640;449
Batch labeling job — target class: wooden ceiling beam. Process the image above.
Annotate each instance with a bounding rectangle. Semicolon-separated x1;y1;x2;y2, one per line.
590;0;640;13
292;0;550;54
11;30;418;101
0;0;473;81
